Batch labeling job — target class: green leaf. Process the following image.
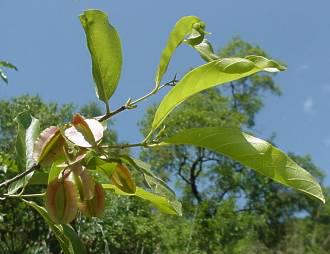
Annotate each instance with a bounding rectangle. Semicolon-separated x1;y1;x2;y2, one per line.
0;69;8;83
28;172;48;185
62;225;87;254
120;156;176;199
0;61;18;70
80;9;122;103
162;127;325;203
85;156;117;178
102;184;182;215
15;111;40;170
155;16;201;87
151;56;286;132
0;61;17;84
9;111;40;193
48;161;65;183
7;179;26;195
188;39;219;62
23;200;86;254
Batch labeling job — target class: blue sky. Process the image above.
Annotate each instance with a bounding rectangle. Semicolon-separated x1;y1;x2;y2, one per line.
1;1;330;185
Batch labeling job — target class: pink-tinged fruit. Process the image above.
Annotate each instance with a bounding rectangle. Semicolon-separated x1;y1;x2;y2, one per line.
79;182;105;217
111;164;136;194
64;114;104;148
33;126;65;166
45;178;78;224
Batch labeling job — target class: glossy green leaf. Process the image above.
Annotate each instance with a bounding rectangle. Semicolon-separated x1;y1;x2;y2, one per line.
102;184;182;215
80;9;122;103
23;200;84;254
162;127;325;203
151;56;286;131
155;16;201;87
9;111;40;194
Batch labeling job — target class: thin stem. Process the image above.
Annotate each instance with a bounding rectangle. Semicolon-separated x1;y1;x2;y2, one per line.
98;105;127;122
4;192;45;198
104;142;148;149
130;87;158;105
131;76;177;106
97;75;178;123
105;102;110;114
142;131;154;144
0;164;39;189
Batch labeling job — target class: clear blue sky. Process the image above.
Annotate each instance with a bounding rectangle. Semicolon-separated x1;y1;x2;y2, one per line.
1;1;330;185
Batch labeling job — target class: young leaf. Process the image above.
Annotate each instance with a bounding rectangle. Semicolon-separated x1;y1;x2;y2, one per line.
155;16;202;87
150;56;286;132
9;111;40;193
188;39;219;62
23;200;86;254
162;127;325;203
102;184;182;216
80;9;122;103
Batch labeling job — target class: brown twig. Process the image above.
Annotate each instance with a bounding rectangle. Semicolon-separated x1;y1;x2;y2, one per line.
0;164;39;190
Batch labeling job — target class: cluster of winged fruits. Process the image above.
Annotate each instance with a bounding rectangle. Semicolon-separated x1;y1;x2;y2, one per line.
0;8;326;253
35;114;119;224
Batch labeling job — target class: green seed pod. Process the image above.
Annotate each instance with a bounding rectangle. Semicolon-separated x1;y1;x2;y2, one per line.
79;182;105;218
45;178;78;224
